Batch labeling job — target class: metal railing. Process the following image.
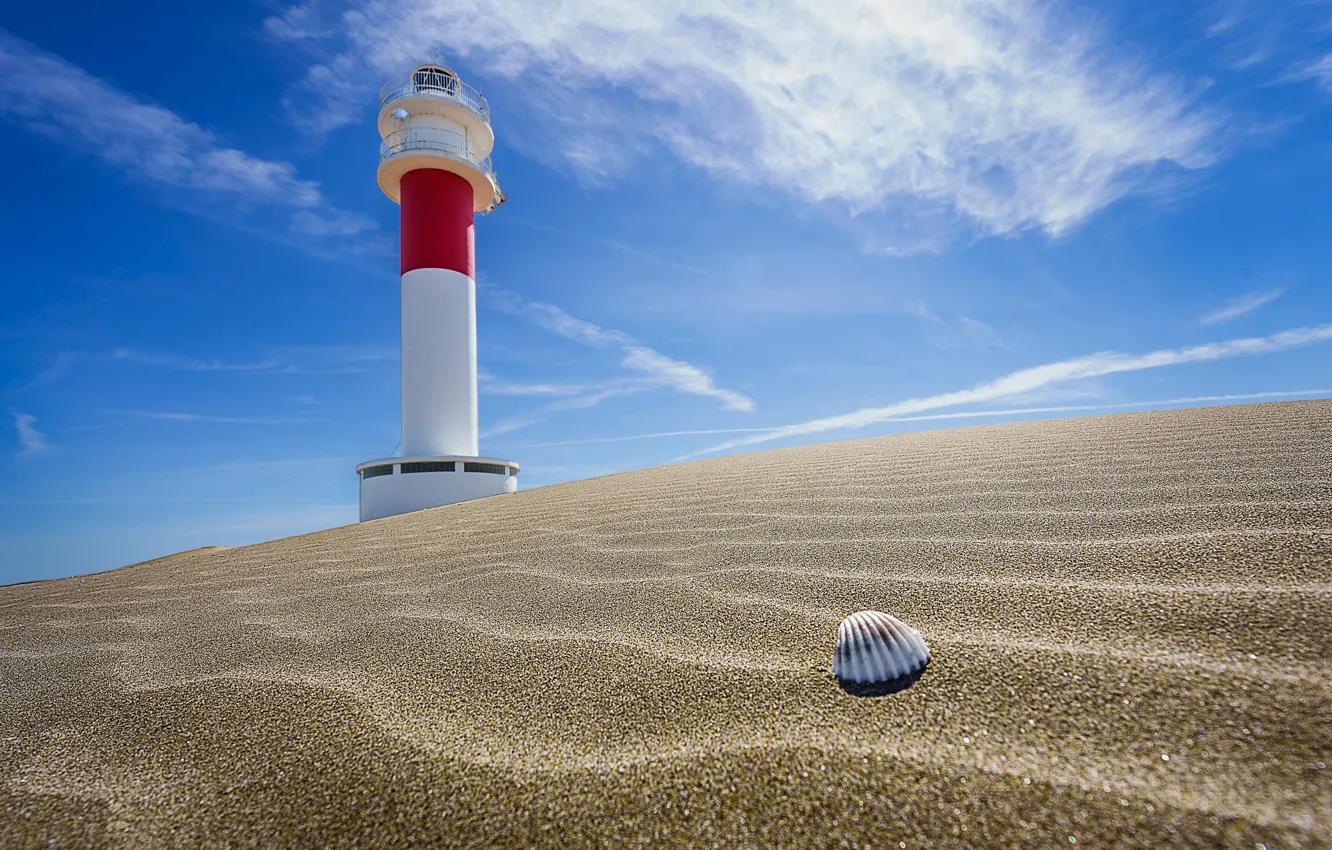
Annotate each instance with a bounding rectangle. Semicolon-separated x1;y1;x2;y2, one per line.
379;128;490;171
379;129;506;213
380;69;489;120
381;126;469;159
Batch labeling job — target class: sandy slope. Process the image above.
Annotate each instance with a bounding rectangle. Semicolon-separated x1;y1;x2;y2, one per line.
2;401;1330;848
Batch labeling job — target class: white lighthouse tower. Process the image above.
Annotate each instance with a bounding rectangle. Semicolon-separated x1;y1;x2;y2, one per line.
357;64;518;522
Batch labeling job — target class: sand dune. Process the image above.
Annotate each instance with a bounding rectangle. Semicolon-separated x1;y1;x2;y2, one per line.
2;401;1330;848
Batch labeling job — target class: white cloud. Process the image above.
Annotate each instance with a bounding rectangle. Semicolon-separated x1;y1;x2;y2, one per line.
494;388;1332;451
481;386;635;439
1204;2;1332;84
617;344;753;412
989;380;1113;406
112;348;289;373
491;427;782;450
475;290;752;440
489;290;753;412
271;0;1216;250
29;352;79;387
1200;288;1284;324
0;28;373;242
111;346;396;375
687;323;1332;457
290;209;378;237
1292;55;1332;91
12;411;50;458
265;344;399;363
482;380;623;397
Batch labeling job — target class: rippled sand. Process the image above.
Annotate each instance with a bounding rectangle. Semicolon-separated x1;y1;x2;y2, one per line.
2;401;1330;848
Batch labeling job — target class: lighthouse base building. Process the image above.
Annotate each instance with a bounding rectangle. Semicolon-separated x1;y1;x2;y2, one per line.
358;455;517;522
357;65;517;522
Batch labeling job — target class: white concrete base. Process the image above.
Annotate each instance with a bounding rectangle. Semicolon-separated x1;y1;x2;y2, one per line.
357;455;518;522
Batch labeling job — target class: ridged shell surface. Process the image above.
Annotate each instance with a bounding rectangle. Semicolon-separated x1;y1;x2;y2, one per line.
833;610;930;684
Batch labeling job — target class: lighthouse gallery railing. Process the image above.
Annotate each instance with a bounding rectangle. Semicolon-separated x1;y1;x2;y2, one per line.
379;71;489;120
379;128;495;176
379;128;505;212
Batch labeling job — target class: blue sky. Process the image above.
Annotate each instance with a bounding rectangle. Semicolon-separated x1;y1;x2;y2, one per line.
2;0;1330;584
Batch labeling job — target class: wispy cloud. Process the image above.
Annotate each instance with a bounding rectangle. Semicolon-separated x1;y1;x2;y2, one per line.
265;345;399;364
687;323;1332;457
108;410;312;425
491;427;782;450
30;352;80;387
496;389;1332;452
11;411;50;458
1290;55;1332;92
112;348;289;373
110;345;395;375
481;386;636;439
271;0;1216;251
510;219;716;278
1204;1;1332;84
920;313;1006;350
481;379;629;397
0;28;374;245
1200;288;1284;324
990;380;1113;407
477;291;776;447
488;289;753;412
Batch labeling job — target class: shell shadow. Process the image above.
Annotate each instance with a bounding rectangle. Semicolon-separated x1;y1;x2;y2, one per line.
835;661;929;697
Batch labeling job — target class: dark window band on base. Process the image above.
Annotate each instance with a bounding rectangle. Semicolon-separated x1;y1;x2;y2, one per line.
402;461;456;474
361;465;395;479
464;462;508;475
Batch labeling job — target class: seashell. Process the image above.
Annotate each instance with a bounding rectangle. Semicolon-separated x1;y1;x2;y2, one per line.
833;610;930;693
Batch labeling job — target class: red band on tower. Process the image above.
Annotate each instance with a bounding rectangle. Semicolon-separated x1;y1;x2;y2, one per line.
400;169;475;277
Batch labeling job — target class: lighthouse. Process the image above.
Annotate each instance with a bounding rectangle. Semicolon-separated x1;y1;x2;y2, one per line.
357;64;518;522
